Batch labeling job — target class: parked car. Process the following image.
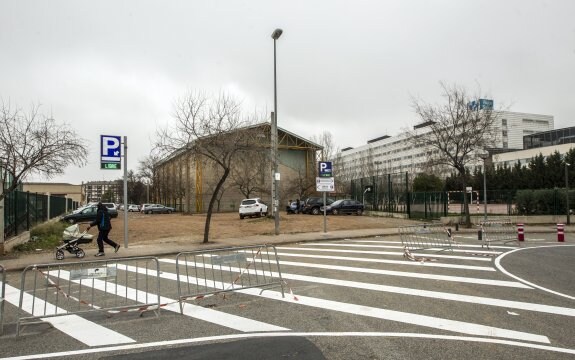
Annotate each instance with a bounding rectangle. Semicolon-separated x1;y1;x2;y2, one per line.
62;205;98;224
322;199;364;215
127;204;141;212
239;198;268;219
142;204;175;214
301;196;335;215
101;202;119;218
140;203;154;213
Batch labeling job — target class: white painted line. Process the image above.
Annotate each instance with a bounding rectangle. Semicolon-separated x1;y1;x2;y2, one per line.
45;270;288;333
273;251;496;271
3;332;575;360
159;259;575;318
278;246;493;261
2;284;135;347
494;245;575;301
272;259;528;288
346;240;517;250
300;242;502;255
151;261;549;343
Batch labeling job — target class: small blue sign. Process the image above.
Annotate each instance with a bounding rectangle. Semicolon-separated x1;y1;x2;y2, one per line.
101;135;121;170
318;161;333;178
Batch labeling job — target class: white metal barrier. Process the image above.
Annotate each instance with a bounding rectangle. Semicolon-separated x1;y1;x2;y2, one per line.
175;245;285;313
16;257;161;335
399;223;455;254
479;219;518;249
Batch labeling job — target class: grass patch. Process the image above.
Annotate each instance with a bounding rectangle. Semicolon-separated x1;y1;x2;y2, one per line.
13;221;69;253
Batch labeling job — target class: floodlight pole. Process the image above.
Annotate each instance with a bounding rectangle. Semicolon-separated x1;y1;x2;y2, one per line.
272;28;282;235
479;151;489;221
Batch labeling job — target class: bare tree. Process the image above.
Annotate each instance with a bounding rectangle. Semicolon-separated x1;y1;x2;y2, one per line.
0;101;88;200
155;91;258;243
311;131;336;160
408;83;500;226
232;149;268;199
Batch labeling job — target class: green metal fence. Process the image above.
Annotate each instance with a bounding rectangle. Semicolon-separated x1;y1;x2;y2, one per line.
3;190;77;239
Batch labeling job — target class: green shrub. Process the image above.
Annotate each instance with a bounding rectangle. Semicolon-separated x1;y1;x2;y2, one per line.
13;221;69;253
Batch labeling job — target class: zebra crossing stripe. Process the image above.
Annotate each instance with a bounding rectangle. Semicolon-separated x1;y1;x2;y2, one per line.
346;240;517;249
142;262;549;344
45;270;288;333
2;284;135;346
277;246;493;261
272;251;495;271
300;242;502;255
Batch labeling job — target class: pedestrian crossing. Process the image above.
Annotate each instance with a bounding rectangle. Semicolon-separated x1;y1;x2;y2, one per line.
1;237;575;358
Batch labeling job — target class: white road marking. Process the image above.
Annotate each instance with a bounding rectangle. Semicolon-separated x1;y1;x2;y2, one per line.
2;283;135;346
273;251;496;271
149;261;549;343
273;259;528;288
277;246;493;261
45;270;288;333
159;259;575;318
3;332;575;360
303;242;502;255
494;245;575;301
346;239;518;250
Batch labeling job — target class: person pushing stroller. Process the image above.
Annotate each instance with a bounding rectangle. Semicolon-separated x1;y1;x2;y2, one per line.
87;202;120;257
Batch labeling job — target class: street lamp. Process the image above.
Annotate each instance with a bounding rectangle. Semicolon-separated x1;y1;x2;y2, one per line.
566;162;571;225
271;28;282;235
479;151;489;221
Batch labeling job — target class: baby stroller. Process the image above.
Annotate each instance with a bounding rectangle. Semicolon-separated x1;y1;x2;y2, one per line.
55;224;94;260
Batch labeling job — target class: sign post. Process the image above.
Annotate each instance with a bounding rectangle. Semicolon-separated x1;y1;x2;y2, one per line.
317;162;334;233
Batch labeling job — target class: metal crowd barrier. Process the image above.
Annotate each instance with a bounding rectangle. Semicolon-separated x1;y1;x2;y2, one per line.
0;264;5;335
16;257;161;335
479;219;517;249
176;245;285;313
399;223;455;252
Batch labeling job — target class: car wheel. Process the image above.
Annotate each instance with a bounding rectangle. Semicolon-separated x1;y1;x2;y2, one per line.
311;207;320;215
240;215;244;219
332;209;339;215
357;209;363;216
167;210;172;214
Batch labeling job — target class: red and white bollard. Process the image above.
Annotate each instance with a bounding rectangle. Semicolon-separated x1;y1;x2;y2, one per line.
517;223;525;242
557;223;565;242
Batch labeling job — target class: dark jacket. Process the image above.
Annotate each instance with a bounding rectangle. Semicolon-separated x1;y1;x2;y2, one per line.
90;205;112;231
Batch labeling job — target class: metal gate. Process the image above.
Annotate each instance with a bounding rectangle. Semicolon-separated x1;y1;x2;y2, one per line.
17;257;161;335
176;245;285;313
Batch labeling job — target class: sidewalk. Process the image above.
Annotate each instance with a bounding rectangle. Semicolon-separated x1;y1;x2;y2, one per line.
0;225;571;272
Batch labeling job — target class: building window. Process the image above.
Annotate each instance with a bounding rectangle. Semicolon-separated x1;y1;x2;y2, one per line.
503;142;508;148
502;119;507;126
502;130;508;137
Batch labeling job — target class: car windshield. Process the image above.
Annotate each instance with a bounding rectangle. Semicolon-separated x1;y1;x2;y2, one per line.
330;200;343;206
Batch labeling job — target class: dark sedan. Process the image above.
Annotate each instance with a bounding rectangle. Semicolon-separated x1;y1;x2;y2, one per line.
61;205;119;224
143;204;175;214
322;199;364;215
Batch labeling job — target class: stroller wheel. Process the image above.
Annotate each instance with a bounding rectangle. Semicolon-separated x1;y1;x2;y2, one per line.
55;249;65;260
75;249;86;258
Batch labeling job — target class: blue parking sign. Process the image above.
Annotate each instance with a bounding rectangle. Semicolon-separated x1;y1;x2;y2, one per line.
318;161;333;177
101;135;121;170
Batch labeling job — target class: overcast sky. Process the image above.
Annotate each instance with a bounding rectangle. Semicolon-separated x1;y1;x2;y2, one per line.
2;0;574;185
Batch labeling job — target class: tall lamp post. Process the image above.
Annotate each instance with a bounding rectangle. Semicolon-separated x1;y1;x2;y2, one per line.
566;162;571;225
271;28;282;235
479;151;489;221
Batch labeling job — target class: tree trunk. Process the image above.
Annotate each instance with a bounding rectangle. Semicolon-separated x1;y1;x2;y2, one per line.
202;169;230;243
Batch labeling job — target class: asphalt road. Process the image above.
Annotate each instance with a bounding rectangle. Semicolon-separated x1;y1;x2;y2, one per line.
1;234;574;360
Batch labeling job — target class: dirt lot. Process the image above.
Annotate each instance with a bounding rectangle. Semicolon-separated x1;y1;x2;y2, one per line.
101;211;416;245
